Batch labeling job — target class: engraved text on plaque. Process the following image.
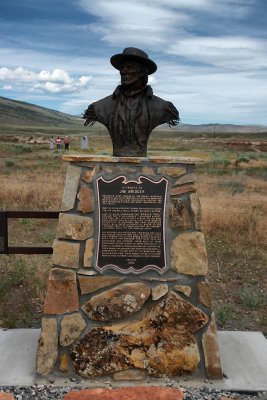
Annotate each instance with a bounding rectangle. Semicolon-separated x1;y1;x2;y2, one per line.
96;176;168;273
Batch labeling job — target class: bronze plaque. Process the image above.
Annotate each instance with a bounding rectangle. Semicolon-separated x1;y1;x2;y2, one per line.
96;176;168;273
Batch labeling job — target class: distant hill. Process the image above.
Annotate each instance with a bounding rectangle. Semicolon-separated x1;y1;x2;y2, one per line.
158;123;267;134
0;96;83;128
1;96;267;136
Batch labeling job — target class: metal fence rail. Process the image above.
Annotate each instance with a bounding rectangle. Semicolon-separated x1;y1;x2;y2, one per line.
0;210;59;255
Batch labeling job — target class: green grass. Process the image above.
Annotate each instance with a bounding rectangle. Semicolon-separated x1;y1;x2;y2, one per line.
0;259;32;297
216;303;237;327
40;228;56;243
19;218;35;232
0;256;47;328
239;284;266;310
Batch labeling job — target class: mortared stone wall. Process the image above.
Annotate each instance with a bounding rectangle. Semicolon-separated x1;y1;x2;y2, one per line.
36;155;222;381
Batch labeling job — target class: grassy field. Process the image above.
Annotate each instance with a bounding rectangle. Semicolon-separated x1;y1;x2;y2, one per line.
0;129;266;334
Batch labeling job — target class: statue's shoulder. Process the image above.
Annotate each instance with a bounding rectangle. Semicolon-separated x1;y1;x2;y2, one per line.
150;94;174;108
149;93;179;127
149;94;175;114
83;93;115;126
94;94;115;110
150;94;167;104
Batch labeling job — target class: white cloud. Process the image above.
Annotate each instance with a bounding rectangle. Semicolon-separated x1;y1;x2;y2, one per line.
167;36;267;69
77;0;255;50
78;0;189;48
151;62;267;125
0;67;92;94
151;0;210;8
38;69;72;83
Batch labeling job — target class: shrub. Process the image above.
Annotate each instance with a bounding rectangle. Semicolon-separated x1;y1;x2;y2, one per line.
212;158;231;167
11;143;32;154
235;156;250;165
21;144;32;153
245;166;267;180
228;181;245;195
248;153;257;160
5;159;15;167
10;259;27;286
239;284;265;310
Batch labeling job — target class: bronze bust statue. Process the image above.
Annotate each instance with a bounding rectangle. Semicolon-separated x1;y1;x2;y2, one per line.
83;47;179;157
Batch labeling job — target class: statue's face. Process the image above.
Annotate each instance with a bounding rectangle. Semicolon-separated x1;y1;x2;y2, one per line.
119;61;142;88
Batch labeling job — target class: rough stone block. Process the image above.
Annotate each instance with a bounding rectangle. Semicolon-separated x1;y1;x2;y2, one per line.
52;240;80;269
82;166;99;183
62;387;184;400
202;313;223;379
197;281;212;307
36;317;58;375
189;192;203;230
60;354;69;372
71;292;208;378
171;185;197;196
171;231;208;276
151;284;168;300
56;213;94;241
173;285;192;297
117;157;143;163
63;155;116;162
77;270;97;276
44;268;79;314
61;165;81;211
170;197;191;230
81;282;150;321
173;172;196;186
102;166;136;174
112;369;146;381
60;313;87;347
77;186;94;214
157;166;186;178
79;276;124;295
83;238;94;267
141;167;155;175
151;156;200;164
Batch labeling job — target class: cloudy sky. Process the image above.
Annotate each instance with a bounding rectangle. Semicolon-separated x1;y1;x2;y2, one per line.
1;0;267;125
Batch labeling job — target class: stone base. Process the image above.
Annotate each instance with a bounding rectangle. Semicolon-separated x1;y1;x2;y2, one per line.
36;155;222;380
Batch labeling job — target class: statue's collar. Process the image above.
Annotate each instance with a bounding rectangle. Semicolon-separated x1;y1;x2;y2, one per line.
113;85;153;99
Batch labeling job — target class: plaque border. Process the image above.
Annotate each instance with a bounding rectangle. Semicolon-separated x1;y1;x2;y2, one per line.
96;175;168;274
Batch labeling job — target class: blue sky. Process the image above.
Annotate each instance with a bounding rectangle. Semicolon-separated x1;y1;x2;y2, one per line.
1;0;267;125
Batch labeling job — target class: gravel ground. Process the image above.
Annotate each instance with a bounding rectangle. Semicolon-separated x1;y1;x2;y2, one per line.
0;385;267;400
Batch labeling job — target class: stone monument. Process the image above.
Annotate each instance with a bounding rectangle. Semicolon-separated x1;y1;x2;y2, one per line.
81;136;88;150
36;48;222;382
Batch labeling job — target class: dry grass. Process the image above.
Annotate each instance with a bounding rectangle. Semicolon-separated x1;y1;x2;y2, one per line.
201;196;266;244
0;171;66;210
198;175;267;245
